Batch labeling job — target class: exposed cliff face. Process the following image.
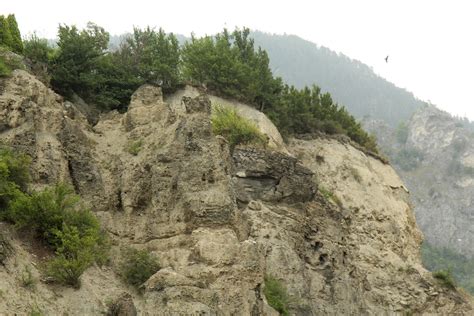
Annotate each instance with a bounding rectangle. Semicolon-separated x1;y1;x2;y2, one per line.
365;105;474;258
0;70;472;315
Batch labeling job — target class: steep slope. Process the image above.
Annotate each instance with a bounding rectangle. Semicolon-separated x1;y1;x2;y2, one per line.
365;105;474;259
0;70;472;314
251;31;425;127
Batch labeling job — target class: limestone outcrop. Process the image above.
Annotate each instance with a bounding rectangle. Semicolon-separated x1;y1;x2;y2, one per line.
0;70;472;315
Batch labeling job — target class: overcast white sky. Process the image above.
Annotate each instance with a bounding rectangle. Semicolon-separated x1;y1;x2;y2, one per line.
4;0;474;119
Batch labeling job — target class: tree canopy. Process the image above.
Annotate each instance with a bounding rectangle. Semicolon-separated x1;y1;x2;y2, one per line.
0;14;23;54
20;22;377;151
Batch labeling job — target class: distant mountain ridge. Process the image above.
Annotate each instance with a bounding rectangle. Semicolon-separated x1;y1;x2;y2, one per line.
250;31;426;127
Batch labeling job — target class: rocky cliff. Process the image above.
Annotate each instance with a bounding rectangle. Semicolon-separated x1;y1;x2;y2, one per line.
0;70;472;315
365;105;474;259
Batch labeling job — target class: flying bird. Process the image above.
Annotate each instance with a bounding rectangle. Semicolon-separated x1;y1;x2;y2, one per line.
385;55;389;63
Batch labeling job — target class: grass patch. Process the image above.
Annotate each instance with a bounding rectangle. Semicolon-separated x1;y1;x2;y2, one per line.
126;140;143;156
0;49;25;78
21;266;36;289
28;305;44;316
432;270;457;289
318;186;342;208
263;275;290;316
120;248;160;289
211;106;267;150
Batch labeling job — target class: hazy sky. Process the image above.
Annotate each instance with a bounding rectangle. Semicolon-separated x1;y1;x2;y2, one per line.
4;0;474;119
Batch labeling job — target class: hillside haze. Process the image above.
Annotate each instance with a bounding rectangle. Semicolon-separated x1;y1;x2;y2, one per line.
251;31;425;127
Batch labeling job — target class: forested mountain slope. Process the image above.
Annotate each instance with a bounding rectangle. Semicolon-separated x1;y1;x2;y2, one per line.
251;31;425;127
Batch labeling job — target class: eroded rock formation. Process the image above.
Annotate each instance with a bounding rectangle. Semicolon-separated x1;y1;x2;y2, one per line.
0;70;472;315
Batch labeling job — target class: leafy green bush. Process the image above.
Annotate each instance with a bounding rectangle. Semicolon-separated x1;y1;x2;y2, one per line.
211;106;267;149
121;248;160;289
263;275;290;316
6;183;108;287
7;184;79;243
0;146;30;212
46;224;103;288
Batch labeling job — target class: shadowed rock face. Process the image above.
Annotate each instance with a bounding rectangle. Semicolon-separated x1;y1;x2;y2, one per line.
232;147;316;204
0;71;472;315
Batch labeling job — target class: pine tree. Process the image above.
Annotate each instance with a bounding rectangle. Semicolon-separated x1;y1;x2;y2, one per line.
6;14;23;54
0;15;14;49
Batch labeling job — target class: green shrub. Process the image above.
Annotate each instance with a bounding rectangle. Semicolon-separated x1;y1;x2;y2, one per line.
121;248;160;289
0;146;30;212
23;33;54;65
263;275;290;316
433;270;456;289
211;106;267;149
6;182;108;287
125;140;143;156
46;224;98;288
0;57;11;77
7;184;79;243
20;266;36;289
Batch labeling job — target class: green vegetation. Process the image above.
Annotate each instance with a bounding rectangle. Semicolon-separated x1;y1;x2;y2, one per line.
182;28;378;152
263;275;290;316
318;186;342;207
23;33;55;84
20;266;36;289
18;22;377;152
125;140;143;156
47;23;181;110
0;47;25;77
0;146;108;288
120;248;160;289
7;184;109;288
432;270;457;289
118;27;181;90
0;14;23;54
182;29;280;111
0;146;30;210
211;106;267;149
28;307;44;316
421;242;474;293
0;57;11;77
